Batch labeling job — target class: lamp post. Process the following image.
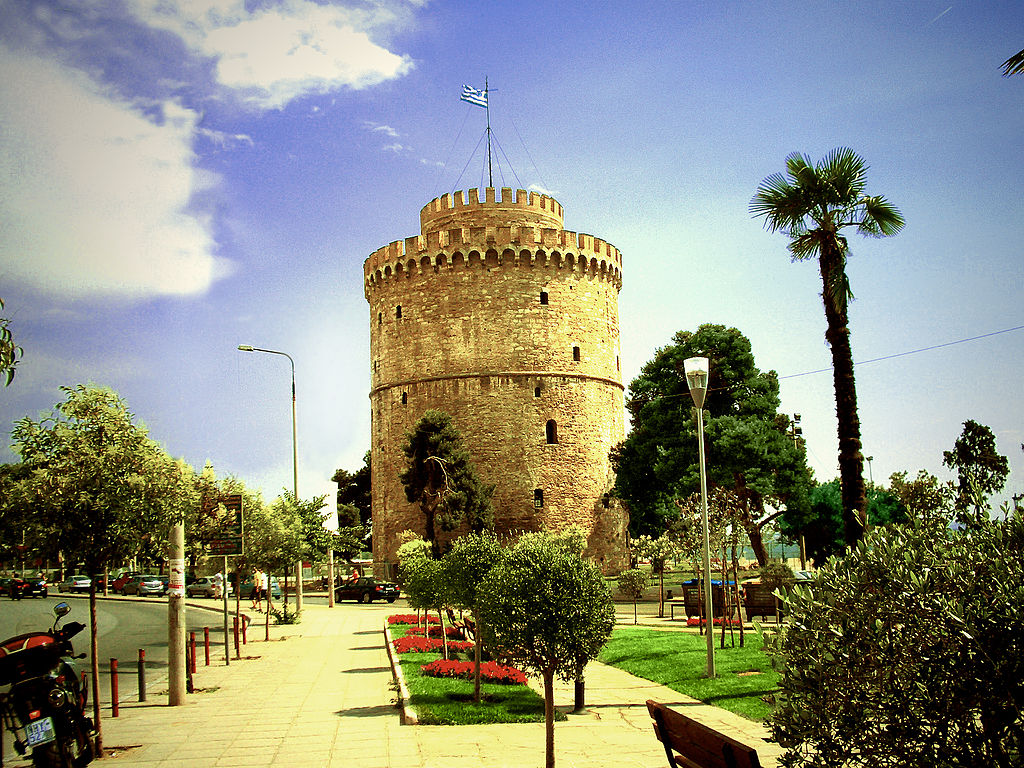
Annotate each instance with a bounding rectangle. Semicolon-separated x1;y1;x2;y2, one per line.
683;356;716;678
237;344;303;612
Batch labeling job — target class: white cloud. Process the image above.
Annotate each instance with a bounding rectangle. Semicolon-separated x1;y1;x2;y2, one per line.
132;0;414;110
0;46;230;298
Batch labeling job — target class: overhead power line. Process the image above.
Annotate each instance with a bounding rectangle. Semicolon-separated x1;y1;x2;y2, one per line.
780;324;1024;380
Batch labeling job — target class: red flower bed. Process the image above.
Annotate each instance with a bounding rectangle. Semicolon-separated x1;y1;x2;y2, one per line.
420;659;527;685
406;625;465;640
392;636;474;654
686;617;744;627
387;614;439;625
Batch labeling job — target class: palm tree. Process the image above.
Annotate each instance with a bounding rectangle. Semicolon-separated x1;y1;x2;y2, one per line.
751;148;904;545
1002;48;1024;76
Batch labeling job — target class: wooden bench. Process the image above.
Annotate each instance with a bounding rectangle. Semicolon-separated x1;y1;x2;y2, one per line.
647;699;763;768
445;607;476;641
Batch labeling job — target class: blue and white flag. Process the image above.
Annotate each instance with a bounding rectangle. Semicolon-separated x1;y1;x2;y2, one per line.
460;84;488;108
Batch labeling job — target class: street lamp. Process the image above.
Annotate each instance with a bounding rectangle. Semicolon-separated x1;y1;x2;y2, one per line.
237;344;303;612
683;356;715;678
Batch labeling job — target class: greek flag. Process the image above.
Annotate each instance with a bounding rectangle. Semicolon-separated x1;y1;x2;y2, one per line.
460;84;488;108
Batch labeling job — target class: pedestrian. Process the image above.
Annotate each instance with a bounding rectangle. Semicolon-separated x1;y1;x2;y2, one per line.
251;569;263;612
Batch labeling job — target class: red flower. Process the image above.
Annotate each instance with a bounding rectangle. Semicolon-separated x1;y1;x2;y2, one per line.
393;636;474;654
388;614;439;625
686;617;744;627
420;659;527;685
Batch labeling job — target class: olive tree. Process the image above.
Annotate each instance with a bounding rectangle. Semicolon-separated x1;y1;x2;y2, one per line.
765;514;1024;767
478;532;615;768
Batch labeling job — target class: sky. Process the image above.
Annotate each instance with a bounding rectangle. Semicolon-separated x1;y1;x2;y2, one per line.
1;0;1022;520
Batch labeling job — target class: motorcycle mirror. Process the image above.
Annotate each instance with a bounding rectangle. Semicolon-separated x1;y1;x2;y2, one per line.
54;602;71;617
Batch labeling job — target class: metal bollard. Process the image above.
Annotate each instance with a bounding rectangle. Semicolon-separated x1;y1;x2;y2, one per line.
189;632;197;675
242;614;248;645
110;659;119;717
233;616;240;660
138;649;146;702
203;627;210;666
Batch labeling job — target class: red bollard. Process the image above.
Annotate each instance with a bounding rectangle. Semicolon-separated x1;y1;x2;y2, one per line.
233;616;240;660
242;614;248;645
188;632;197;674
110;659;119;717
203;627;210;666
138;649;146;702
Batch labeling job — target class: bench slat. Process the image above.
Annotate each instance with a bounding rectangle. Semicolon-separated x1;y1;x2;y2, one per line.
647;700;762;768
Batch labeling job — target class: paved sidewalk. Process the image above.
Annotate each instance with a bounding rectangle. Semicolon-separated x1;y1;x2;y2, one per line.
6;600;781;768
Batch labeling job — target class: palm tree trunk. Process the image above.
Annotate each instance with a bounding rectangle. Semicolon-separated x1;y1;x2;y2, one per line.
819;250;867;545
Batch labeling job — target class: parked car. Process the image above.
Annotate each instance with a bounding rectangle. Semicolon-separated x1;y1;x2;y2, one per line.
238;576;282;600
185;577;232;598
8;574;48;599
111;571;143;593
334;576;399;604
121;575;167;596
59;574;93;593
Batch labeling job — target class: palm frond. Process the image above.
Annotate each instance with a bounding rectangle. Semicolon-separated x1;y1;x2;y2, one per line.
859;195;905;237
1001;48;1024;76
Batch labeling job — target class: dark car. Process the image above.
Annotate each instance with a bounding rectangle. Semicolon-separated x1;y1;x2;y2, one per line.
334;576;399;604
8;574;48;599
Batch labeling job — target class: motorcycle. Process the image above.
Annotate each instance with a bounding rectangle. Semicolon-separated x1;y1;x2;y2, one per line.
0;602;95;767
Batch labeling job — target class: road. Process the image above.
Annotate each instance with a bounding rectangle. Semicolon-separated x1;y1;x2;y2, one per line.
1;592;241;761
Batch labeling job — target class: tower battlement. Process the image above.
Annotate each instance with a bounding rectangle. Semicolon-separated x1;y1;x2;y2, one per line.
420;187;564;233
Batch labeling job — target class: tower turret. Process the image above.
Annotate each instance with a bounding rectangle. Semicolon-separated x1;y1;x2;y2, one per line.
365;187;627;573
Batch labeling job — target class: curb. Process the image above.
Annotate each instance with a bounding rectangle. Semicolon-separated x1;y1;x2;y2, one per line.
383;622;418;725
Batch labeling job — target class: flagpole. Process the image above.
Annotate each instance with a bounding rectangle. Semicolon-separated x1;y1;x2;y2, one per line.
484;77;493;188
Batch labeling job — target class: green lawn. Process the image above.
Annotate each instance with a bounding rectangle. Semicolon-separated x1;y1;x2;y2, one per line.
597;626;779;721
390;623;556;725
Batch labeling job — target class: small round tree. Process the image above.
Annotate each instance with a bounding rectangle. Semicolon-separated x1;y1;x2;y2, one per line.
616;568;649;625
478;532;615;768
442;532;503;702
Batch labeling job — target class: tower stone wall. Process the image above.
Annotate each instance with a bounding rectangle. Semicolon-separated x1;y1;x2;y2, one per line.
364;187;628;574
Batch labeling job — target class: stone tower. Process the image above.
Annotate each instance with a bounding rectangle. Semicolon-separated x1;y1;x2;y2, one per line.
364;187;628;574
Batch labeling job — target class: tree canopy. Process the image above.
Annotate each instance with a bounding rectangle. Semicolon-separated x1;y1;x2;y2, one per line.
942;419;1009;526
612;324;811;562
780;478;908;565
400;410;494;556
0;297;23;386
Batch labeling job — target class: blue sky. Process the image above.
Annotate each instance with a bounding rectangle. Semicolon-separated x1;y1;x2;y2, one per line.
2;1;1022;516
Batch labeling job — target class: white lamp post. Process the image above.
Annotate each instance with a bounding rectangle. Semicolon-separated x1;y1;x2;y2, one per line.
683;356;716;678
238;344;303;612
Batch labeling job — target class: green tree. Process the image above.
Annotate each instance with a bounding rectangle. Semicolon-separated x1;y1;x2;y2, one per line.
766;515;1024;767
442;531;503;701
888;469;955;525
478;533;615;768
0;297;23;386
612;324;811;561
616;568;649;625
942;420;1009;527
332;451;371;526
781;478;908;565
752;148;904;546
10;385;190;748
400;410;495;557
630;533;677;617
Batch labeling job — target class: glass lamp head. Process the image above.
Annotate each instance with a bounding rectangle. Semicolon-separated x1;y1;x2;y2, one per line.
683;356;709;408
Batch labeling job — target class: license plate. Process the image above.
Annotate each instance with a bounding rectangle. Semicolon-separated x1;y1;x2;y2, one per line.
26;716;56;747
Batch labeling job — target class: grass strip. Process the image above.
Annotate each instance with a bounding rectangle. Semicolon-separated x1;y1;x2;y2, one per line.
598;626;779;721
390;621;555;725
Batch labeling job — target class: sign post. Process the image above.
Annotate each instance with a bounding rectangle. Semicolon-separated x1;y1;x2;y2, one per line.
210;495;243;666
